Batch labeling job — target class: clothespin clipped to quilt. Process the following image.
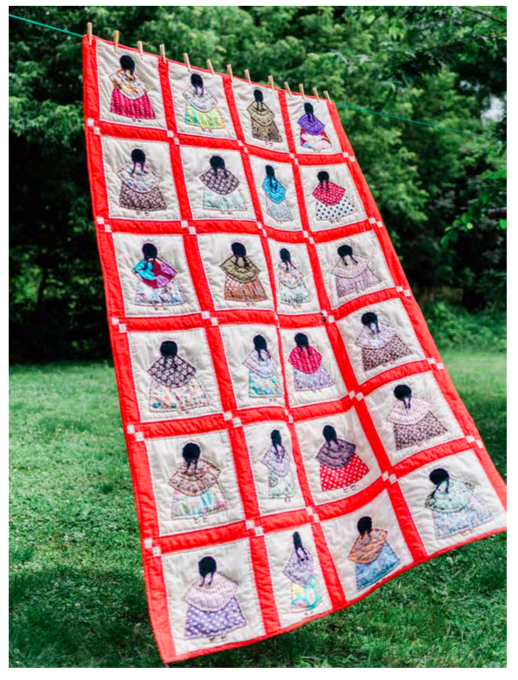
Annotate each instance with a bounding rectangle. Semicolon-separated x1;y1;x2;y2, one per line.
312;87;320;102
268;75;275;89
137;40;144;57
183;53;191;71
227;64;234;79
159;44;166;63
299;83;305;98
324;90;331;102
87;22;93;45
244;69;252;85
284;82;292;96
207;59;215;75
113;30;119;51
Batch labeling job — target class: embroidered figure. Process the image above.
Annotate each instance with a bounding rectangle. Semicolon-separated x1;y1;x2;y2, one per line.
242;334;283;399
220;242;268;303
297;102;332;151
110;54;156;120
262;165;293;223
356;312;412;372
262;429;295;501
316;425;369;491
184;556;247;639
288;333;334;392
148;340;209;413
183;72;225;131
348;516;400;589
425;468;493;539
200;155;247;213
247;89;282;143
283;532;322;612
278;248;310;308
118;148;167;215
313;171;354;223
387;385;448;451
332;244;381;299
169;443;228;520
132;243;185;307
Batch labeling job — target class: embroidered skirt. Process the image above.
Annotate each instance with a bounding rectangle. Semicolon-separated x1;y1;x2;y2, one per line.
279;281;310;307
248;371;283;398
316;195;355;222
293;365;334;391
224;276;268;303
110;88;156;120
171;486;228;519
185;103;225;129
361;335;412;372
251;119;282;143
268;470;295;499
393;412;447;450
336;268;380;298
149;377;209;413
135;279;185;307
290;576;322;611
319;454;369;491
265;194;292;222
432;497;494;539
185;597;247;639
355;541;400;589
119;183;167;213
203;188;246;212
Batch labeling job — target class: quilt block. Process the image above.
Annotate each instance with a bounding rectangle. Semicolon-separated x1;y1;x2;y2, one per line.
83;35;507;664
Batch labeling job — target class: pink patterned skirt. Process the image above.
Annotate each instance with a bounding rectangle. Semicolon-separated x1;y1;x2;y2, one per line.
110;88;156;120
320;454;369;491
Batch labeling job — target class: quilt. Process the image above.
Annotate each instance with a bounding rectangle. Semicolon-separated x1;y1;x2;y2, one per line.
82;35;507;664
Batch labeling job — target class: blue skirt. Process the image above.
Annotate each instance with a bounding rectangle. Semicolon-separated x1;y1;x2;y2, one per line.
356;541;400;589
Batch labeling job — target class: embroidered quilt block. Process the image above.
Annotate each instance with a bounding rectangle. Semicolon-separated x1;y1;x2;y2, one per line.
83;35;507;664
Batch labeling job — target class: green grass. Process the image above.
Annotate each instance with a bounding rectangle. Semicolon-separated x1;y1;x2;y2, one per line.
9;352;506;668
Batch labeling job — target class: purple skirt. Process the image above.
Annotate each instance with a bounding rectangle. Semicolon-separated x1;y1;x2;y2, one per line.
293;365;334;391
185;596;246;639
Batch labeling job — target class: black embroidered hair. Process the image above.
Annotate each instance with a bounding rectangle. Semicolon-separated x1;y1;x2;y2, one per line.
160;340;178;359
130;148;147;174
429;468;450;497
394;384;412;401
191;72;204;95
293;531;310;561
357;516;373;536
294;332;311;355
337;244;356;264
317;170;330;191
120;55;135;73
253;334;270;361
198;555;217;585
182;442;201;475
323;424;338;445
271;429;283;456
231;241;250;268
280;247;293;270
265;164;278;189
210;155;227;175
304;102;315;121
361;312;379;331
254;89;264;109
142;242;158;260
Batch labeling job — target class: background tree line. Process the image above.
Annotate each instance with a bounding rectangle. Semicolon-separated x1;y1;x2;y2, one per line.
9;5;506;362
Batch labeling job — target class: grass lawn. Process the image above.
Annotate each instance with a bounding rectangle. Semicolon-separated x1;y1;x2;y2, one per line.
9;351;506;668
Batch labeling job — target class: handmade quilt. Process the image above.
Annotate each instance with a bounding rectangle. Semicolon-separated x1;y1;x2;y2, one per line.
83;35;507;664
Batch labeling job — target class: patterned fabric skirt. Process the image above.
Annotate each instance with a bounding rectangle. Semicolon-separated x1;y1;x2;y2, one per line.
355;541;400;589
135;279;185;307
316;195;355;222
361;335;412;372
110;89;156;119
185;103;225;129
265;195;292;222
336;268;380;298
185;597;247;639
279;281;310;307
171;486;228;519
119;183;167;213
248;371;283;398
432;497;493;539
203;188;246;212
290;576;322;611
224;276;268;303
293;365;334;391
393;412;447;450
300;130;332;151
320;455;369;491
149;377;209;412
268;471;295;499
251;119;282;142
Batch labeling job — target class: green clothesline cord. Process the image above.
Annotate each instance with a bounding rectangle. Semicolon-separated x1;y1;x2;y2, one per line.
9;12;505;144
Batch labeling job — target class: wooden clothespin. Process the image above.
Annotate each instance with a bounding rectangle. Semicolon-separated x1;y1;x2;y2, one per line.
312;87;320;102
284;82;292;96
87;22;93;45
268;75;275;89
244;69;252;84
113;30;119;51
324;90;331;102
137;41;144;57
227;64;233;79
183;53;191;71
298;83;305;98
159;44;166;63
207;59;215;75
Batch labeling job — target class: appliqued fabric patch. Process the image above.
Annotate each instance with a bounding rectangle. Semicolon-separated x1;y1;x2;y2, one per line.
84;36;506;664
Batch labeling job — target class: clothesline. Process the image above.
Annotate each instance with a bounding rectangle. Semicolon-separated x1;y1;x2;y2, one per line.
9;12;505;145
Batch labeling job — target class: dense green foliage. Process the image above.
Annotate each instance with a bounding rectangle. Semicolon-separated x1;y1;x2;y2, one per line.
9;350;506;667
9;6;506;361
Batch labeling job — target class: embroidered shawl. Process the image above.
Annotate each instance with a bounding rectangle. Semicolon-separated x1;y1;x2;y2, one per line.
316;438;357;469
297;113;326;135
262;444;291;477
220;256;261;283
168;460;221;496
183;86;219;112
278;264;304;289
247;101;276;128
262;177;287;203
184;573;238;611
283;549;315;587
312;181;346;206
387;397;433;426
348;529;389;564
147;354;197;388
425;479;475;513
118;163;161;193
288;346;323;374
242;350;279;378
110;69;149;99
200;167;240;195
331;256;370;280
356;322;398;350
133;258;177;288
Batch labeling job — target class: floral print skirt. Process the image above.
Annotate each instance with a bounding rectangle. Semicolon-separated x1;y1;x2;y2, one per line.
290;576;322;611
293;365;334;391
355;541;400;589
149;377;209;412
203;188;246;212
248;371;283;398
336;268;380;298
268;470;295;499
279;281;310;307
171;486;228;519
119;183;167;213
135;279;185;307
432;496;493;539
265;195;292;222
393;412;447;450
361;335;412;372
224;276;268;303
